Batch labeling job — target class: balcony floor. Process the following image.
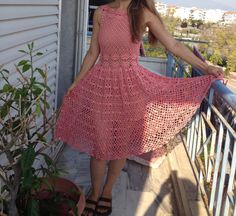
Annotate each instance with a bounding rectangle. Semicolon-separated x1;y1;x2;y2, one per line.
56;141;208;216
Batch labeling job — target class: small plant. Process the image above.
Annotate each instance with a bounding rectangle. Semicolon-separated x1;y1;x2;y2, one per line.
0;42;80;216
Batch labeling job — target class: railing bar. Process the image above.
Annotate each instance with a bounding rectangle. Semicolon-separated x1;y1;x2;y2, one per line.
201;116;208;174
196;114;202;157
206;88;214;120
215;130;231;216
203;101;236;139
233;198;236;216
197;133;212;155
186;124;191;150
166;52;174;77
227;191;235;205
177;60;184;78
209;121;223;212
201;112;217;133
191;113;200;160
211;79;236;113
189;118;195;161
201;112;217;182
222;140;236;216
207;129;216;183
190;115;196;160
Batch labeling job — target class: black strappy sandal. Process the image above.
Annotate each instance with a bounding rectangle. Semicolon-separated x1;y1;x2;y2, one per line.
81;199;97;216
95;197;112;216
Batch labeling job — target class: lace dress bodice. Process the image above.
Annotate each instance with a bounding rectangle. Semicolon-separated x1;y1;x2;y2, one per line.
98;4;141;69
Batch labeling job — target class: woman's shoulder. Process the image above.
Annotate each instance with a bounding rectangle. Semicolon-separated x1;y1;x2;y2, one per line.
97;3;109;11
92;4;108;18
142;7;159;23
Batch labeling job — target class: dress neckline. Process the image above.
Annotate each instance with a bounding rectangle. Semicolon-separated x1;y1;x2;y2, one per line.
104;4;128;15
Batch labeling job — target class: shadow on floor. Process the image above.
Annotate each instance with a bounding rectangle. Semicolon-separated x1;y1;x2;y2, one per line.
56;144;203;216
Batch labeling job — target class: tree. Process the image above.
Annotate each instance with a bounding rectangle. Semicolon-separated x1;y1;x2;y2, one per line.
181;20;188;28
199;23;236;74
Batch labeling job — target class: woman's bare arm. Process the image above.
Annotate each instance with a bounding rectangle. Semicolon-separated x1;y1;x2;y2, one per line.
67;7;101;92
143;9;223;77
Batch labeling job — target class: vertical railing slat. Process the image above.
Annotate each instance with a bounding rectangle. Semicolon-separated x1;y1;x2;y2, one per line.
201;117;208;175
215;130;231;216
209;121;224;212
191;112;200;160
222;140;236;216
166;52;174;77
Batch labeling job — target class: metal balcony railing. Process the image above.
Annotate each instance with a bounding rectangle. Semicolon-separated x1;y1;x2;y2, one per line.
167;51;236;216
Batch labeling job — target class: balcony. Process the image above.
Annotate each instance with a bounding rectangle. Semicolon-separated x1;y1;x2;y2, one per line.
0;1;236;215
55;47;236;215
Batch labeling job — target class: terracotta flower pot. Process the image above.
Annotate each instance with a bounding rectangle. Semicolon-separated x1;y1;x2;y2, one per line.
35;177;85;216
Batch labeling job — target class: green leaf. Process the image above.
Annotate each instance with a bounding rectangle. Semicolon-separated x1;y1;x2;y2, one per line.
36;81;52;93
18;49;28;54
27;43;31;51
23;64;31;73
43;178;55;191
1;184;9;193
20;145;36;172
30;77;36;84
32;178;42;191
67;199;78;215
31;41;34;50
22;171;33;190
35;101;41;117
2;84;12;92
37;133;46;143
0;102;10;118
32;85;43;96
27;198;39;216
18;60;29;66
41;153;54;167
35;68;46;78
36;52;43;56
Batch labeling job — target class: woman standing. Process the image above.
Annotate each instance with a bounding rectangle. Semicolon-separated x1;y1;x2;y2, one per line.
54;0;223;215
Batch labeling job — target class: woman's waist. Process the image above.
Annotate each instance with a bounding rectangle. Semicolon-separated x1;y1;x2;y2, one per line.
98;54;139;68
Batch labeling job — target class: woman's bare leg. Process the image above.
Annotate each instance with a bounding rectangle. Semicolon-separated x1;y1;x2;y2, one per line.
96;158;126;214
83;156;107;216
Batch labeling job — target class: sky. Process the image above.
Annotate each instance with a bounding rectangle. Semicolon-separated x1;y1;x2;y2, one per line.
158;0;236;11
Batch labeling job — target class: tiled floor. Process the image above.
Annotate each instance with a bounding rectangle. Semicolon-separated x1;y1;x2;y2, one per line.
56;145;179;216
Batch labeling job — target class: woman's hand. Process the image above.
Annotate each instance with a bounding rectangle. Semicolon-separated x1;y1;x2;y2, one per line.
65;81;79;96
205;65;224;78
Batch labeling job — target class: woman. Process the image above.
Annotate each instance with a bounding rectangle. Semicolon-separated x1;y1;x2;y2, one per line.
54;0;223;215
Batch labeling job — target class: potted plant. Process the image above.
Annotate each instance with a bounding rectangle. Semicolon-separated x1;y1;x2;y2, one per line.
0;42;85;216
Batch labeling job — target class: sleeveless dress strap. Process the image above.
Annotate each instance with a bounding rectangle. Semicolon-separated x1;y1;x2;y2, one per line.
98;4;107;25
98;4;108;14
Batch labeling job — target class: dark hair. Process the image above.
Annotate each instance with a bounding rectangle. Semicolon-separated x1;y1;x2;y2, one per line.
126;0;164;45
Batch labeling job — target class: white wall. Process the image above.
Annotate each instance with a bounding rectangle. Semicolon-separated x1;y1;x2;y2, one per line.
0;0;62;170
0;0;61;109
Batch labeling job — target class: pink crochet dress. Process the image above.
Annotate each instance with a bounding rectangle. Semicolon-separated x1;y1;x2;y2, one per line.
53;4;223;160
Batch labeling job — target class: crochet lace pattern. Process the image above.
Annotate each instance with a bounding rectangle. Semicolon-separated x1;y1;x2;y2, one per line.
53;4;223;160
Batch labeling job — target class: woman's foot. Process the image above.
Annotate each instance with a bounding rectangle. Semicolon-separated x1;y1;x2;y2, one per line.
81;194;98;216
95;191;112;216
